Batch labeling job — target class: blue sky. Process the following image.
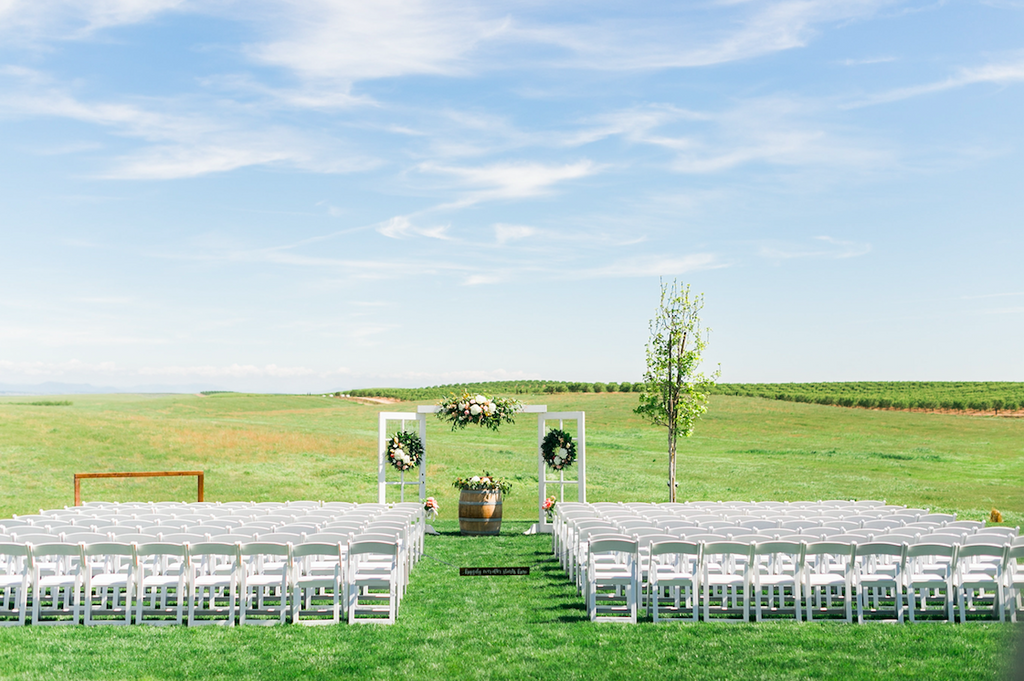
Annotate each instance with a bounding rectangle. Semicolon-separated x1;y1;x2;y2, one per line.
1;0;1022;393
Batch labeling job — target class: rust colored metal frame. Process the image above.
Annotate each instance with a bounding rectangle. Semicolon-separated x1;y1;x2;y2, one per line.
73;470;204;506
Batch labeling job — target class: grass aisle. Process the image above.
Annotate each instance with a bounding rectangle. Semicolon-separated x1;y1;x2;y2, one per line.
0;521;1016;680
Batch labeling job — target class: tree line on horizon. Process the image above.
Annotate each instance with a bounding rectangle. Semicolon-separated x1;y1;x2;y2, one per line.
713;381;1024;413
336;380;1024;413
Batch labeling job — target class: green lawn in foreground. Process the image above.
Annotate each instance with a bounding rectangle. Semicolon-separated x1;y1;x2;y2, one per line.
0;522;1017;681
0;392;1021;680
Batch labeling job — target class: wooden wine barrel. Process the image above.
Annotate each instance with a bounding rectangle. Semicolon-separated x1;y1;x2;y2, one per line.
458;489;503;535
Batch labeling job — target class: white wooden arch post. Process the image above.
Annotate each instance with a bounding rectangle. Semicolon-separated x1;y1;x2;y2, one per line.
377;411;427;503
380;404;586;531
529;411;586;535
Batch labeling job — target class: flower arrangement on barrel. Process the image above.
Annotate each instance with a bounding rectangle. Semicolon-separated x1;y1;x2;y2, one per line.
541;428;577;470
436;392;521;431
384;430;424;471
453;472;512;536
451;472;513;494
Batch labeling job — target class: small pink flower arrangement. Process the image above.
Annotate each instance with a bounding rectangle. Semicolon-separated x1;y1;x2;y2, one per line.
424;497;439;519
542;496;556;520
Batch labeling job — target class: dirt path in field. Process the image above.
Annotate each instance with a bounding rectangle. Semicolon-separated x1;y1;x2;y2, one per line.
337;396;403;406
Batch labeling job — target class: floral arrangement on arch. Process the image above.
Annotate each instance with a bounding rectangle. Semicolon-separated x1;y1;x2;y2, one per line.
541;428;577;470
436;392;521;431
452;472;513;495
384;430;424;471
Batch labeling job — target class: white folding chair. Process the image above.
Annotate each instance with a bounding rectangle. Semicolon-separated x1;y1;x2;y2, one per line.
187;542;241;626
586;537;639;623
31;543;84;625
701;541;751;623
347;540;400;624
802;541;854;622
955;544;1007;622
905;543;957;622
82;542;136;625
135;542;187;626
0;543;32;626
291;542;344;625
855;542;906;623
1006;544;1024;623
239;542;290;625
649;541;700;623
751;541;804;622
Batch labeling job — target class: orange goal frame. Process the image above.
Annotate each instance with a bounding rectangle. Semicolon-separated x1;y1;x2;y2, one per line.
74;471;204;506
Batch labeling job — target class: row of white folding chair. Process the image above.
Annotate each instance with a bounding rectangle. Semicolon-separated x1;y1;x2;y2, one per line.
556;523;1019;625
0;538;400;626
647;540;1018;624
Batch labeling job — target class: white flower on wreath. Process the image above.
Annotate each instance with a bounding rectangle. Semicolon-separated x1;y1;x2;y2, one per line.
475;395;486;404
470;404;482;415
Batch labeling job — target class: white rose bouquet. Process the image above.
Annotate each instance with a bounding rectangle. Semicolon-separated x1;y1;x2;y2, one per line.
437;391;521;431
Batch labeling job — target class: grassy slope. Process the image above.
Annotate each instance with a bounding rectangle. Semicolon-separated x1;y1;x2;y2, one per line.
1;392;1021;524
0;393;1020;681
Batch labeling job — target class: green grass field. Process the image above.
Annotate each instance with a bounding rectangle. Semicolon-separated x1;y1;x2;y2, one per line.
0;392;1021;680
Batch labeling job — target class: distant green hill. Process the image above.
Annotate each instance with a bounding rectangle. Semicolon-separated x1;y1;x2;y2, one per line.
338;380;1024;413
712;381;1024;413
339;379;640;400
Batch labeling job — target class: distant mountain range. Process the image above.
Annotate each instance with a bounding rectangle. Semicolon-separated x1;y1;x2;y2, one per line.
0;381;219;395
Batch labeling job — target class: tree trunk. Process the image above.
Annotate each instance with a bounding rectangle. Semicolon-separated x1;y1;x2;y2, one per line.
668;428;677;503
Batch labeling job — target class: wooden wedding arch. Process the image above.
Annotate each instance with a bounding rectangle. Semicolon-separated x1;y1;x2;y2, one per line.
377;404;586;534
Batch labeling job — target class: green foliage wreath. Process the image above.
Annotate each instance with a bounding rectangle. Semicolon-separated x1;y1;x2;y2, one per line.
385;430;424;472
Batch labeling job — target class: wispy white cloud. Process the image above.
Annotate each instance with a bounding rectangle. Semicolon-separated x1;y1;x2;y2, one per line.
0;358;352;380
138;363;323;378
979;306;1024;315
571;253;726;279
0;0;186;41
0;358;122;377
0;69;380;178
421;159;602;206
759;235;872;260
839;56;897;66
375;216;452;240
245;0;509;82
463;274;504;286
959;291;1024;300
494;223;537;244
574;100;890;174
516;0;894;71
0;326;169;346
199;73;376;111
845;55;1024;108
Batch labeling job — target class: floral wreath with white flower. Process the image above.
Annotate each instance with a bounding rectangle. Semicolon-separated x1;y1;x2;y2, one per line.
436;392;521;432
384;430;424;471
541;428;577;470
452;472;513;495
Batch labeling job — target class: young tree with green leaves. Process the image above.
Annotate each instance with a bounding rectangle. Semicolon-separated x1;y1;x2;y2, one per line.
635;280;719;502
